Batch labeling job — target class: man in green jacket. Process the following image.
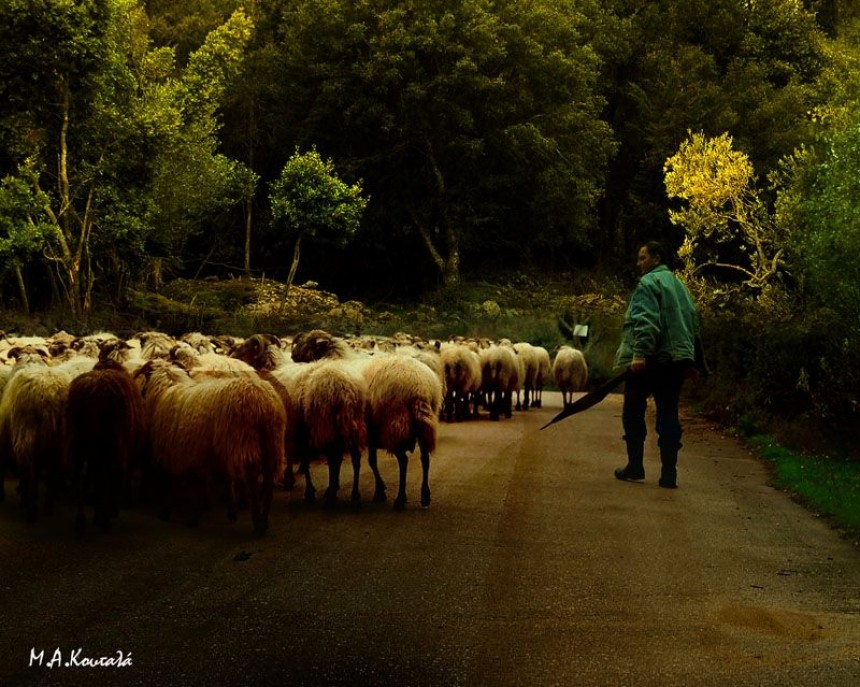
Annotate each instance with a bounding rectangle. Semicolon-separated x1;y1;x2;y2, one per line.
613;241;699;488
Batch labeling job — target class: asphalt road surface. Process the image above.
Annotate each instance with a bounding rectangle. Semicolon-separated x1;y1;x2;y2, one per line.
1;391;859;687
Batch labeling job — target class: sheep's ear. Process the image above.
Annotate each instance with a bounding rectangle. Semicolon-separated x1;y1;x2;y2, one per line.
7;346;21;359
49;341;68;357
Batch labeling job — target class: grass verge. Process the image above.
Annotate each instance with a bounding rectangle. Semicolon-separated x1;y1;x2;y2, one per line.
748;434;860;541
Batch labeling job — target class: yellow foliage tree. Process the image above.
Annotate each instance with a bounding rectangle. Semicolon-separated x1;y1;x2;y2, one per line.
664;131;789;295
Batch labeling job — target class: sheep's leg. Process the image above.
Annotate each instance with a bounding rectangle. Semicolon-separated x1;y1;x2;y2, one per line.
93;462;113;532
22;465;38;523
157;475;173;522
349;448;362;511
524;385;532;410
226;478;238;522
301;455;316;504
393;450;409;511
74;457;87;533
515;390;522;412
489;389;500;421
247;464;267;536
419;442;431;508
283;455;296;491
504;390;513;418
258;470;274;536
323;451;343;509
187;471;208;527
368;444;386;503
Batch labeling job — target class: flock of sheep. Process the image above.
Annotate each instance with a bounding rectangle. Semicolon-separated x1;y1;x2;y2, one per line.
0;329;589;535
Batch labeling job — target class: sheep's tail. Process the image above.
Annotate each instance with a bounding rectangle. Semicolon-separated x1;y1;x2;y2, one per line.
260;408;287;480
310;398;367;453
411;397;438;454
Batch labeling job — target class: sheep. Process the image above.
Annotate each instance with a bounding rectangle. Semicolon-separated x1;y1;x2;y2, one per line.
479;343;521;421
0;347;50;503
290;328;445;509
0;358;94;520
361;354;443;509
179;332;217;355
440;342;482;422
169;343;256;374
135;359;286;535
290;328;353;362
69;332;122;359
553;345;589;406
531;346;552;408
134;331;176;360
229;333;291;372
292;359;369;509
65;355;147;532
512;342;540;411
230;334;308;490
0;336;49;364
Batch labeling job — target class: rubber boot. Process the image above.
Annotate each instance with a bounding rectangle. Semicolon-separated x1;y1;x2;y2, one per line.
615;437;645;482
658;441;680;488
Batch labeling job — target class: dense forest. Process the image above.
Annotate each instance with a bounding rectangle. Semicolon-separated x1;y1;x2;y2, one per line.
2;1;860;439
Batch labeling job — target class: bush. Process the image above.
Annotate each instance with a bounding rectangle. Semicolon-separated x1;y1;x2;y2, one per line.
692;300;860;454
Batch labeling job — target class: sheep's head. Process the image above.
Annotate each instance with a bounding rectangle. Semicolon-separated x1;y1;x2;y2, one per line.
230;334;272;370
97;339;132;367
133;358;187;396
7;345;50;367
291;329;344;362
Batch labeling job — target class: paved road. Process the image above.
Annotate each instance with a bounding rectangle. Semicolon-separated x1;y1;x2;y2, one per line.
1;391;859;686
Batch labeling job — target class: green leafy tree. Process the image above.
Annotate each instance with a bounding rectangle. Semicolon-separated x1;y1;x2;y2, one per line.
269;148;367;290
664;131;789;295
774;105;860;322
597;0;827;263
0;160;53;313
269;0;613;286
0;1;255;316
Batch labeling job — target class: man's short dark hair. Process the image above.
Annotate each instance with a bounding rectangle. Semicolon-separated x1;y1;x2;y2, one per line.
642;241;668;263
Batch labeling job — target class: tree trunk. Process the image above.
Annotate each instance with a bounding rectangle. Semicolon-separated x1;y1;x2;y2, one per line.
285;234;302;291
14;264;29;314
244;198;253;277
57;80;81;318
413;212;461;287
413;139;462;286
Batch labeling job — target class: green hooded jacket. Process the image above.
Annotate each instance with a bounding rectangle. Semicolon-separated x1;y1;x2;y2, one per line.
614;264;699;369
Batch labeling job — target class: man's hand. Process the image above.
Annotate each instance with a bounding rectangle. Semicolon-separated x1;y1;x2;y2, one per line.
629;358;646;374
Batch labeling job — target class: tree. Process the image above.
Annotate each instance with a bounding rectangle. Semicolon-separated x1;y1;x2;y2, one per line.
664;131;789;294
595;0;827;265
269;149;367;291
774;104;860;322
269;0;613;286
0;1;255;316
0;160;53;313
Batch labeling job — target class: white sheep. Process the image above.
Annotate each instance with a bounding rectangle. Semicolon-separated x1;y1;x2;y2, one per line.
0;357;94;520
553;345;589;406
134;331;177;360
135;359;286;535
292;359;369;508
440;342;481;422
361;354;444;509
170;343;256;374
532;346;552;408
479;343;521;420
512;342;540;411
